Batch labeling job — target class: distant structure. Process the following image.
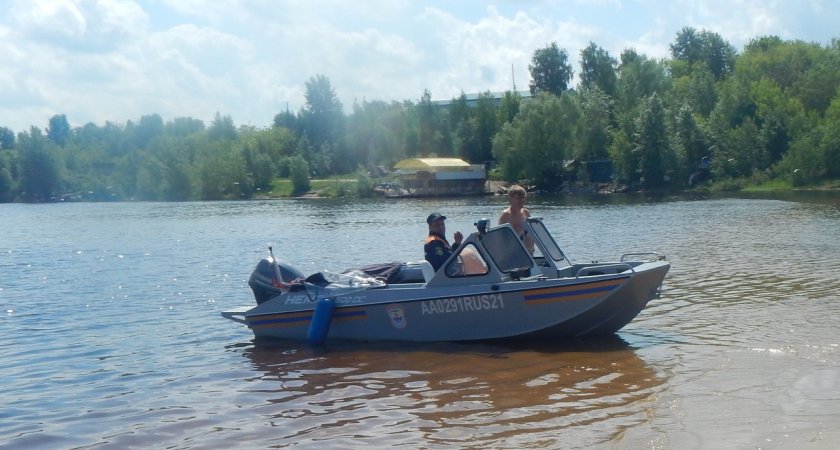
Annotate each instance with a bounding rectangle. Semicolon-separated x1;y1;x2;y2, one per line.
382;158;486;197
583;160;613;183
432;90;532;109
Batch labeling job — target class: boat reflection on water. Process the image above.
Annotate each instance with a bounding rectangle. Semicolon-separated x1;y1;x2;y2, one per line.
233;337;664;448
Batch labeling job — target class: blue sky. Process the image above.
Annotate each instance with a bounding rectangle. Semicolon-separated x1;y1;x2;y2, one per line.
1;0;838;133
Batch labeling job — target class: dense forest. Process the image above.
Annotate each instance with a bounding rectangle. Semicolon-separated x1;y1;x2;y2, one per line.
1;27;839;202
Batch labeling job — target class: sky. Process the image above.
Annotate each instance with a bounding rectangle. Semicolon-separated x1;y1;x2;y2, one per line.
1;0;838;134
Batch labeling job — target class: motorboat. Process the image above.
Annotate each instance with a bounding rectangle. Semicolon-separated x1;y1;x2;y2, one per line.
222;218;669;344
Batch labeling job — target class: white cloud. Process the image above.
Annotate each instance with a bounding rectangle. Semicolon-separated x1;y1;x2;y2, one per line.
11;0;88;40
0;0;837;133
11;0;147;52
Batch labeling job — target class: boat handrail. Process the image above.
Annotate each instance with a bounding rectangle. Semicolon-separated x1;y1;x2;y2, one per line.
576;263;635;278
620;252;665;262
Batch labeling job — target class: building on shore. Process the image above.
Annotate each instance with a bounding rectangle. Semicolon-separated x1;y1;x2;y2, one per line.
431;90;532;109
380;158;486;197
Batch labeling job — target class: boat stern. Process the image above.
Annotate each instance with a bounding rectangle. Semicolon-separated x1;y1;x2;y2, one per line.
221;306;252;325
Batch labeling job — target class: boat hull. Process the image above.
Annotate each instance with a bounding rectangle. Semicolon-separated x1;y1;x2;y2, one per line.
223;261;669;343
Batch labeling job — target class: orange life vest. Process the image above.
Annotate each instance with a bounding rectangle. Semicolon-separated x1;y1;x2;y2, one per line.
424;234;451;249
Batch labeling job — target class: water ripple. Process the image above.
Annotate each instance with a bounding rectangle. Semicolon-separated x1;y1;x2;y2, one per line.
1;195;839;449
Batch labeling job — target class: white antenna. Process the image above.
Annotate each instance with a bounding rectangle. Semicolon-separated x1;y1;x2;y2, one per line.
511;64;516;91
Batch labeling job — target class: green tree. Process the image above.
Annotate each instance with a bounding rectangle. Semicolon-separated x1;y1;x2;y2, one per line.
448;92;471;133
740;37;840;116
714;119;764;179
528;42;574;96
355;167;374;197
670;27;736;80
575;87;614;161
492;93;578;189
740;37;809;89
608;118;636;185
790;39;840;114
474;92;498;163
579;42;618;97
134;113;164;148
708;76;755;132
288;154;311;195
669;64;717;117
751;78;808;165
616;49;670;113
380;101;411;165
97;121;131;157
492;122;521;181
208;112;237;141
702;31;737;80
273;109;298;132
346;100;407;169
820;94;840;178
240;133;277;192
671;104;710;184
197;145;251;200
497;91;522;126
415;90;449;156
633;94;674;189
670;27;703;70
165;117;205;137
75;122;103;148
455;91;497;163
774;127;824;186
47;114;71;147
0;153;15;202
300;75;344;148
0;126;14;149
135;137;194;201
18;126;61;202
455;118;479;163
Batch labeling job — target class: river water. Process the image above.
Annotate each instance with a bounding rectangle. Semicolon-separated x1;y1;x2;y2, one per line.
2;192;839;449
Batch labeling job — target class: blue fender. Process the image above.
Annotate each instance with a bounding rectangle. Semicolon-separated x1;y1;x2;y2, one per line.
307;298;335;345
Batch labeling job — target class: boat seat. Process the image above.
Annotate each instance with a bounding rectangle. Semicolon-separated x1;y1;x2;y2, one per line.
419;260;435;283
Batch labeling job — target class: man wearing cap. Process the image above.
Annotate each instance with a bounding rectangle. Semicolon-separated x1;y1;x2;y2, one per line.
424;213;463;271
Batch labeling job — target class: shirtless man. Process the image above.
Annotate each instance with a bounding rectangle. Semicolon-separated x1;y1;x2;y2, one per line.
498;185;534;254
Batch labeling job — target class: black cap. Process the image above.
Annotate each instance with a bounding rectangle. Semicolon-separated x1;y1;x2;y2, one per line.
426;213;446;225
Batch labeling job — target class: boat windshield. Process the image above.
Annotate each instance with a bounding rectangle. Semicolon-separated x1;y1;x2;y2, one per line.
482;226;533;273
528;219;566;262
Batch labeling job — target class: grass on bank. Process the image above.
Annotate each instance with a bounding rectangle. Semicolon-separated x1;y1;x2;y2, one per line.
260;172;838;198
707;177;840;192
262;175;361;198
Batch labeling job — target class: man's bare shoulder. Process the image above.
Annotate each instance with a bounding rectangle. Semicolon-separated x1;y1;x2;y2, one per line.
498;208;512;223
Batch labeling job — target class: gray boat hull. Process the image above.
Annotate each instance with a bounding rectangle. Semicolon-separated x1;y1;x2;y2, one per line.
223;218;670;343
222;260;669;342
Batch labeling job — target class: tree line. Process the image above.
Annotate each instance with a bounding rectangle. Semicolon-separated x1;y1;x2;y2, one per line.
1;27;839;202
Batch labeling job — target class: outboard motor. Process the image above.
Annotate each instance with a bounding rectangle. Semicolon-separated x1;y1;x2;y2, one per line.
248;257;305;305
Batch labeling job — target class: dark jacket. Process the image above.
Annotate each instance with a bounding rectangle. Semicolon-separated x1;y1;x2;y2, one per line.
424;232;459;271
